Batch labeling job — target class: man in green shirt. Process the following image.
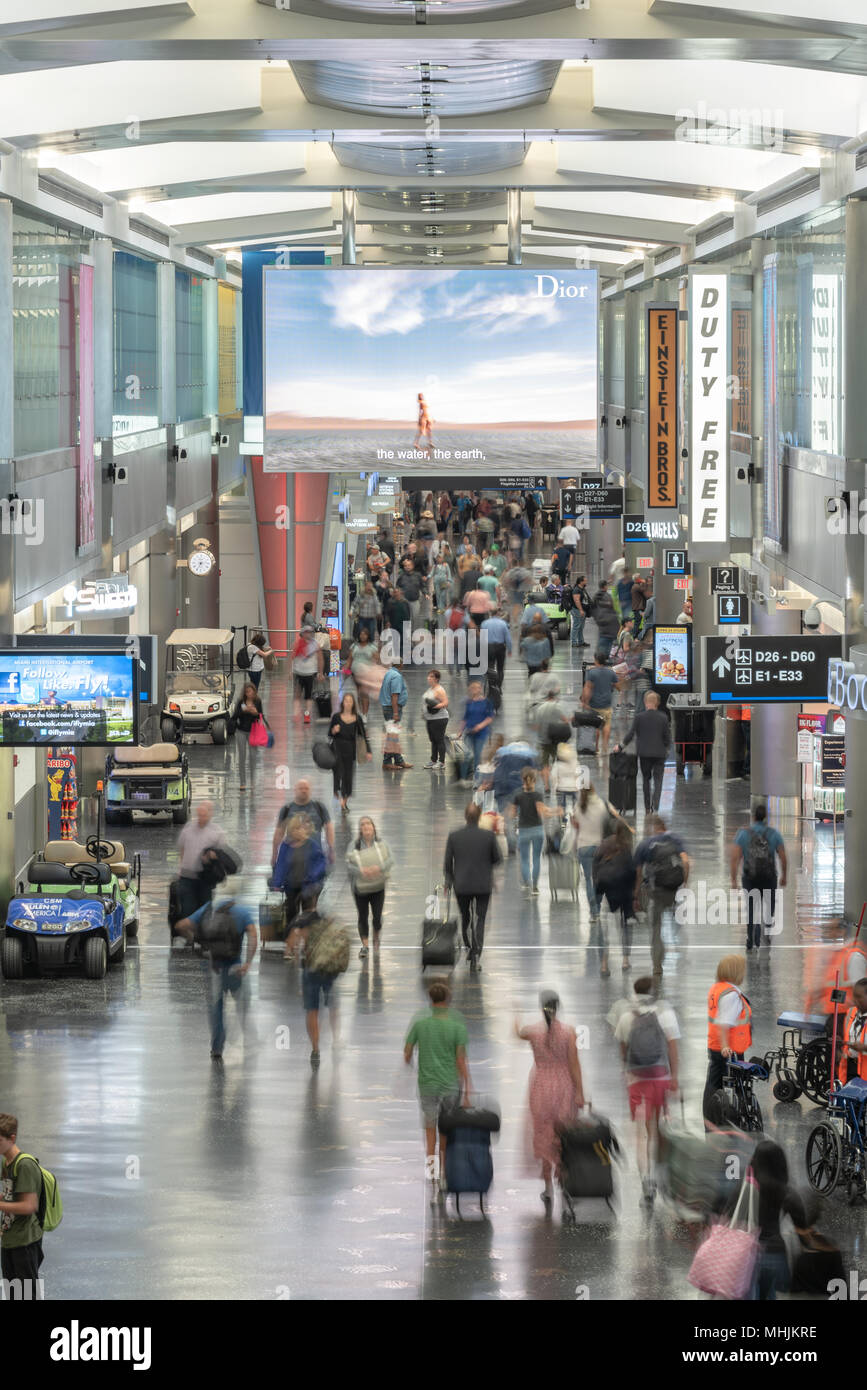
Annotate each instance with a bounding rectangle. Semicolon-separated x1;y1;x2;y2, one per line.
404;980;470;1186
0;1113;44;1298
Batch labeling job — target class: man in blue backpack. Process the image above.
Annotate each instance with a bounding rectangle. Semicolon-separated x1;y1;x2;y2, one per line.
730;804;787;951
0;1114;44;1298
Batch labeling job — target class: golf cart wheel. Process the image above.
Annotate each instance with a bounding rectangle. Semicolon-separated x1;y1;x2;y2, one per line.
160;718;179;743
125;918;138;938
104;808;123;826
83;935;108;980
676;759;685;778
211;716;228;745
1;934;23;979
113;925;126;963
557;622;569;641
172;801;190;825
806;1122;842;1195
773;1078;801;1103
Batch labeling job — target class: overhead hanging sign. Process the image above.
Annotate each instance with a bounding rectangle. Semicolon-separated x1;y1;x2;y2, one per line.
711;564;740;594
664;549;688;576
690;271;729;550
579;481;624;520
704;635;842;702
646;304;679;513
716;593;747;625
623;514;682;544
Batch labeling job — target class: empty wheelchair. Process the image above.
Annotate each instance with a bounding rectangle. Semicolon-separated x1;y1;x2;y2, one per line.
706;1058;767;1134
806;1076;867;1205
759;1011;832;1106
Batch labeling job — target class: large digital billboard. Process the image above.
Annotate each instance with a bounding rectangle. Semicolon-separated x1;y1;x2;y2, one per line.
264;267;597;474
0;650;137;746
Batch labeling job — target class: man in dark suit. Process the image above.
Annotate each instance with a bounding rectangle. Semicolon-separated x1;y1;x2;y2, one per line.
443;802;502;969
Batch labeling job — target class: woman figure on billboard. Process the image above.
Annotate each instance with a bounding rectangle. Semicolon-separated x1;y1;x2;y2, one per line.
414;392;434;457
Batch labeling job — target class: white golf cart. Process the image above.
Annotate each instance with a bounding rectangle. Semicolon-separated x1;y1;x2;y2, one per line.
160;628;239;745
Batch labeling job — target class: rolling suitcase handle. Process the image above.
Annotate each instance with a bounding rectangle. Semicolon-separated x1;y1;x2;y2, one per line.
432;882;453;924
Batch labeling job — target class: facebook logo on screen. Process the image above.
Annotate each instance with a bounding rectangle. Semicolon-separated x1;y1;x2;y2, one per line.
0;672;20;696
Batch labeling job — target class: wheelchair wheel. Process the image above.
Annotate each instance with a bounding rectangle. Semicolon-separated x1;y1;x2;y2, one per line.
806;1122;842;1195
743;1094;764;1133
773;1078;802;1104
706;1088;739;1130
797;1037;832;1106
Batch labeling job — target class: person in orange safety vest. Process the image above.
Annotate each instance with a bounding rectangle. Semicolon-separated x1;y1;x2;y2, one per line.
805;923;867;1030
703;954;752;1123
837;979;867;1085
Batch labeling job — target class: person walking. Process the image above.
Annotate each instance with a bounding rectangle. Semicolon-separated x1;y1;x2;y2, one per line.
520;618;553;679
397;558;424;631
352;581;381;642
550;740;582;815
378;661;413;769
593;820;636;975
535;681;571;791
175;891;257;1061
432;556;453;615
271;815;327;961
271;778;334;870
747;1141;808;1301
404;981;471;1191
730;804;787;951
0;1114;47;1299
176;800;226;921
443;802;502;968
615;690;671;814
591;580;619;659
423;669;449;770
510;768;558;896
346;816;394;959
292;623;322;725
611;976;680;1205
244;630;274;692
328;692;371;814
703;954;752;1123
349;626;377;717
582;650;621;757
457;680;495;776
616;569;634;626
634;814;690;982
561;781;612;930
234;681;270;791
515;992;585;1207
566;573;591;649
302;911;345;1068
557;517;581;572
480;611;511;687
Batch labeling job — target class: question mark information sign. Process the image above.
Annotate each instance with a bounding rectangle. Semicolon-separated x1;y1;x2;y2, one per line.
711;565;740;594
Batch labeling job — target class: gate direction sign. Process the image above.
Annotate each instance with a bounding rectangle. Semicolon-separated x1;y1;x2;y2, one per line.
711;565;740;594
716;593;747;625
578;481;624;520
704;635;843;702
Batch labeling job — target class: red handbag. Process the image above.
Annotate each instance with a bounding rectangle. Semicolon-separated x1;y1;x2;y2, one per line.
249;717;269;748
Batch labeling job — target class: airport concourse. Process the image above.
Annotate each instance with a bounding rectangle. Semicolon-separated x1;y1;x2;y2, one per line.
5;0;867;1355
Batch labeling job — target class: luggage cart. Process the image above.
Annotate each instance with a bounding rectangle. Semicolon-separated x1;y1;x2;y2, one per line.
670;704;716;776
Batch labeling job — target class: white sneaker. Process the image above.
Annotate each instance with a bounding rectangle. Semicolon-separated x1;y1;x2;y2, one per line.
424;1155;437;1182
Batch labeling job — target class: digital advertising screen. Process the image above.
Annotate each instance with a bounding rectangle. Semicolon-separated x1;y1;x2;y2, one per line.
0;650;137;746
653;626;692;690
264;267;598;475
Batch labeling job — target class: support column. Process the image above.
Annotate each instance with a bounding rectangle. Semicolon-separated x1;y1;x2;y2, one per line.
342;189;357;266
653;544;681;625
0;200;14;912
749;604;801;815
690;564;717;699
841;200;867;920
507;189;522;266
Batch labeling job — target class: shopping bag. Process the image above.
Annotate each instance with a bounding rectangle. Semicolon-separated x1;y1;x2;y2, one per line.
687;1172;759;1300
249;718;269;748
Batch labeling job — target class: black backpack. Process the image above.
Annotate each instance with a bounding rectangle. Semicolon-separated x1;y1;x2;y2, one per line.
236;646;252;671
645;836;685;892
743;827;777;886
198;902;244;962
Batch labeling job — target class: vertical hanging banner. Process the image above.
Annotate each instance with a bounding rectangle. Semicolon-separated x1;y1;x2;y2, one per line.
646;304;679;518
77;262;96;553
690;270;729;553
731;306;751;436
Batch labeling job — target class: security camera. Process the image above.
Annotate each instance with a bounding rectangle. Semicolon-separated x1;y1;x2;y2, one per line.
803;604;821;630
220;434;229;447
114;464;128;486
180;448;187;461
826;497;840;517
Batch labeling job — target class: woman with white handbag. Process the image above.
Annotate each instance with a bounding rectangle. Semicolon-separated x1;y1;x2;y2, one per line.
346;816;394;959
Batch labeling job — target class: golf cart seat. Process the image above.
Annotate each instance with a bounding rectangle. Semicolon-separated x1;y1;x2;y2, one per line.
28;862;112;887
43;839;130;881
110;743;184;777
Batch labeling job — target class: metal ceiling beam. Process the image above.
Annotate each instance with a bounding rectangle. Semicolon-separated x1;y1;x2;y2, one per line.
649;0;867;42
0;3;192;37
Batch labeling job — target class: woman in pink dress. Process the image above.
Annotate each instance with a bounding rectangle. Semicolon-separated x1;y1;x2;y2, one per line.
515;991;585;1206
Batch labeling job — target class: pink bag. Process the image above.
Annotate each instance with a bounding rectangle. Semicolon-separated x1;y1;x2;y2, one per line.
687;1171;759;1300
248;717;269;748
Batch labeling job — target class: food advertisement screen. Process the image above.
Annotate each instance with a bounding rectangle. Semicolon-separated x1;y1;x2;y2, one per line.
653;626;692;690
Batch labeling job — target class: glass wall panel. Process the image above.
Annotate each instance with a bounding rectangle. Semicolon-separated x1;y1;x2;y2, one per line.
175;268;205;422
12;213;85;456
610;304;626;404
113;249;160;435
218;283;240;416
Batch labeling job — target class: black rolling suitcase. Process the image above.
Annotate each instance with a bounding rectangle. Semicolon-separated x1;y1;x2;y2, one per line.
486;669;502;713
421;886;459;970
313;675;332;719
558;1110;621;1218
439;1102;501;1214
608;749;637;813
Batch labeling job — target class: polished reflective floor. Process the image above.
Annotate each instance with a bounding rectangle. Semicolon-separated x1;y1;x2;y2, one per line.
2;618;861;1301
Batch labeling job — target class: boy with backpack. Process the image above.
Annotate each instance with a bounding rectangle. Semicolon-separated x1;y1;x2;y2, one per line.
175;895;258;1061
730;804;787;950
611;979;680;1205
302;911;350;1067
0;1113;62;1297
634;815;690;981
